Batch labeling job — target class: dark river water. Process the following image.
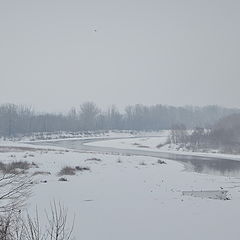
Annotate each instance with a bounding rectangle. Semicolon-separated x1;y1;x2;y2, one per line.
33;137;240;177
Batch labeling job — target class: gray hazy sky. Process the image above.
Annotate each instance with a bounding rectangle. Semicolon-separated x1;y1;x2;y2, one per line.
0;0;240;112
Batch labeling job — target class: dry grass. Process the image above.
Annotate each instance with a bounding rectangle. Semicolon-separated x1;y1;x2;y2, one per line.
157;159;166;164
32;171;51;176
75;166;90;171
0;146;53;153
58;177;68;182
85;158;102;162
58;165;91;176
58;166;76;176
137;145;150;148
0;161;33;174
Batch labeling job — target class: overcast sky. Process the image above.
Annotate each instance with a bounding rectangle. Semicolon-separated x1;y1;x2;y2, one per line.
0;0;239;112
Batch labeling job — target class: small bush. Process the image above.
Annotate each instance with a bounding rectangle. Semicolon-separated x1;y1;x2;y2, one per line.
58;177;68;182
156;143;164;148
32;171;51;176
10;161;31;170
0;161;31;174
139;161;147;166
0;161;5;171
157;139;170;148
117;158;122;163
85;158;102;162
75;166;90;171
157;159;166;164
132;143;140;146
31;162;39;168
138;145;149;148
58;166;76;176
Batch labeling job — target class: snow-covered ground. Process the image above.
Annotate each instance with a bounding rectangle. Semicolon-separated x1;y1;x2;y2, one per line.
3;130;166;143
1;136;240;239
87;132;240;161
86;135;169;150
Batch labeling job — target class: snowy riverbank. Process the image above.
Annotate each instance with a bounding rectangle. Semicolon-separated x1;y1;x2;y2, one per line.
0;135;240;239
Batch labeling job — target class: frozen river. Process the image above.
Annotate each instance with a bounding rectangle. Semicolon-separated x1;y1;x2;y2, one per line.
33;137;240;177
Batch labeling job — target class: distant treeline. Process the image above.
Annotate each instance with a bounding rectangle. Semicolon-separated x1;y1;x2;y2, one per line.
170;113;240;154
0;102;239;137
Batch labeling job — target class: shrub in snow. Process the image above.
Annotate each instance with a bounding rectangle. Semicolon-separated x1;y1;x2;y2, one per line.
58;166;76;176
0;161;32;174
75;166;90;171
85;157;102;162
9;161;31;170
31;161;39;168
58;177;68;182
157;159;166;164
32;171;51;176
137;145;150;148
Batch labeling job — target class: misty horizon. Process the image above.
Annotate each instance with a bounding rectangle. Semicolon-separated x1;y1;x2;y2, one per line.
1;0;240;112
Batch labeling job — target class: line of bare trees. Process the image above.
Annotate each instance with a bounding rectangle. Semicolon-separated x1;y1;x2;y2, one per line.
0;102;239;137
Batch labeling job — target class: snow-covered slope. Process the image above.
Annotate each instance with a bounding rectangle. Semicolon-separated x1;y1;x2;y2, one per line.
87;134;240;161
0;139;240;240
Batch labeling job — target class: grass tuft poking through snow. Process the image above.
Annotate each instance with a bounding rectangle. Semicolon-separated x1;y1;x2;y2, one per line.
157;159;167;164
58;177;68;182
32;171;51;176
58;165;90;176
58;166;76;176
75;166;90;171
85;157;102;162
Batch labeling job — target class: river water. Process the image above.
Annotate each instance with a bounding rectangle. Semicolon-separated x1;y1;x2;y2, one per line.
34;137;240;177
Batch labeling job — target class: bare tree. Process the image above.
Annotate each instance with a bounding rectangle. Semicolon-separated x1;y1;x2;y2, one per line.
45;201;74;240
0;103;238;136
0;168;32;239
79;102;100;130
170;124;188;145
0;202;74;240
0;172;32;213
22;209;43;240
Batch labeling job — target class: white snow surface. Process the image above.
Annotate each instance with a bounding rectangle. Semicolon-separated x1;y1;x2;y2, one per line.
0;135;240;240
86;132;240;161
